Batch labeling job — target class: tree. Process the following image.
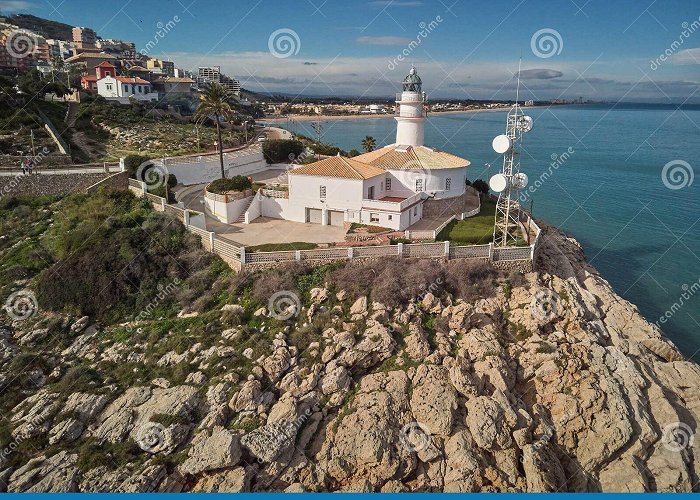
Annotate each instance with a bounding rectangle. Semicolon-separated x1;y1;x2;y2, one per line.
361;135;376;153
193;83;237;179
471;179;489;196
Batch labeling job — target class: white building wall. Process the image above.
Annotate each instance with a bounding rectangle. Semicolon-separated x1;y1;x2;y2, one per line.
205;195;253;223
287;174;365;224
385;167;467;200
96;76;119;98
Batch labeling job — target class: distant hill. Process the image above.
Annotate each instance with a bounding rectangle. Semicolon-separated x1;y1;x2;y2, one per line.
6;14;74;41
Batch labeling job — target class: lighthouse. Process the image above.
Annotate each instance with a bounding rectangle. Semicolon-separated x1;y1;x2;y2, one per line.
395;65;426;146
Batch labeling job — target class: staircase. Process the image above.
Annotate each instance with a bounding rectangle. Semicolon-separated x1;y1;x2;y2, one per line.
236;196;255;223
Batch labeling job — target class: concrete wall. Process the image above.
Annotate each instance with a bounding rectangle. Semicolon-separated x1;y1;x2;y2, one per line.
244;190;263;223
260;195;292;220
163;151;267;186
205;193;253;223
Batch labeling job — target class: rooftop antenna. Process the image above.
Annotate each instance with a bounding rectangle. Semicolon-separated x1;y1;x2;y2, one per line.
490;57;533;247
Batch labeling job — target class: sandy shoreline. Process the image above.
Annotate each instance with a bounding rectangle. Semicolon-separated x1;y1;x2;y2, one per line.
259;105;550;123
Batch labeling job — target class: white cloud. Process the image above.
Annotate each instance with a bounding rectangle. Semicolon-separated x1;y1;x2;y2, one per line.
669;48;700;65
356;36;413;46
163;50;698;101
0;1;34;10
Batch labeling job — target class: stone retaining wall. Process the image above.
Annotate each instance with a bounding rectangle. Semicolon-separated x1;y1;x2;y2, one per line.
0;172;112;198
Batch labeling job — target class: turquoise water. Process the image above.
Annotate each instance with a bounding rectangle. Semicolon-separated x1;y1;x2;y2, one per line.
273;104;700;360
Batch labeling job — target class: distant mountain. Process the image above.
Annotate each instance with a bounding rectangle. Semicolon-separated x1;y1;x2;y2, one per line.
6;14;74;41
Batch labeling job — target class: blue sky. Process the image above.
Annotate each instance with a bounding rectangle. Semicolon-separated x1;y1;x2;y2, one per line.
3;0;699;101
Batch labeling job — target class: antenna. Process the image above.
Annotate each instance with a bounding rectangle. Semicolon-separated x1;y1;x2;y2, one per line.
515;56;522;106
490;58;533;247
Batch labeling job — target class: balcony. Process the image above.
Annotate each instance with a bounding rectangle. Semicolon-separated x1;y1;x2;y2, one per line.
396;92;426;103
361;192;425;212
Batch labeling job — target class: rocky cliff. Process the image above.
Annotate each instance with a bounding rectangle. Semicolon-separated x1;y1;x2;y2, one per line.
0;221;698;492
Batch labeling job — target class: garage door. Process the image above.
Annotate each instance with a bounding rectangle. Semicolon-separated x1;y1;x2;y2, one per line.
306;208;323;224
328;210;345;226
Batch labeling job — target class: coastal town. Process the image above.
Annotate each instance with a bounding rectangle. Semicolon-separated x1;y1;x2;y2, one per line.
0;2;698;495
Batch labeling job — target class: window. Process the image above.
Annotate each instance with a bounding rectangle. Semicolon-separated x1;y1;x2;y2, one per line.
320;185;326;199
137;85;142;93
446;178;452;190
386;177;391;191
414;206;418;216
106;83;112;90
367;186;375;199
370;213;379;222
415;178;423;192
388;214;393;221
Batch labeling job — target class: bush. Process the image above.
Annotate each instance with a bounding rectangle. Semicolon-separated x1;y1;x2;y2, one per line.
124;154;152;179
207;176;252;194
471;179;490;195
263;139;304;163
34;191;210;323
444;259;499;302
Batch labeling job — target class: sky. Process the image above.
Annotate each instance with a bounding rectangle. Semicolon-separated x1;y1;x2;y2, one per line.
2;0;699;102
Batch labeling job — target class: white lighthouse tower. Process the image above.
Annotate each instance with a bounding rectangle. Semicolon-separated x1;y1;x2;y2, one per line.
395;65;426;146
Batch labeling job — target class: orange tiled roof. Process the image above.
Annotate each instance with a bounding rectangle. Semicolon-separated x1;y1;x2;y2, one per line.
115;76;150;84
288;156;386;180
353;144;470;170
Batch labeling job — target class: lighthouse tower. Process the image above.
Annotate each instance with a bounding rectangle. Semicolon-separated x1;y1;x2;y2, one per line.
395;65;426;146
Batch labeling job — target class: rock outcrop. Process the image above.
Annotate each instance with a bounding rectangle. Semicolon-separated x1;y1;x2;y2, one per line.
1;224;698;492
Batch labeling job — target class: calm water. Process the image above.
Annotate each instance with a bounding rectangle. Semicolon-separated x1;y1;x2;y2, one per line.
272;104;700;360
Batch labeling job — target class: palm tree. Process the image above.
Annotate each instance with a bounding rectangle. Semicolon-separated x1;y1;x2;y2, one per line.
361;135;376;153
194;83;237;179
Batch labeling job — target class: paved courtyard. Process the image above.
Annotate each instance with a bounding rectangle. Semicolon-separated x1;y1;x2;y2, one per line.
213;217;347;246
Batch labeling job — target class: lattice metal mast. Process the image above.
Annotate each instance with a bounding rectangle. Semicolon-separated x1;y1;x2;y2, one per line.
493;59;530;247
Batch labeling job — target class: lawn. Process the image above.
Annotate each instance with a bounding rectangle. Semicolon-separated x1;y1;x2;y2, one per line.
436;198;496;245
247;242;319;252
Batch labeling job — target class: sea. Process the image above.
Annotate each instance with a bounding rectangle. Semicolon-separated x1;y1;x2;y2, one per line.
269;103;700;361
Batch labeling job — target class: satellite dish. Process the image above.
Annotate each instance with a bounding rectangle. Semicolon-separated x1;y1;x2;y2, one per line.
492;135;512;154
519;116;533;132
489;173;509;193
512;172;529;189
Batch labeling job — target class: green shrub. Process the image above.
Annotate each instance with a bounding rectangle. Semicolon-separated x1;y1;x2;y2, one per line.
207;176;252;194
262;139;304;163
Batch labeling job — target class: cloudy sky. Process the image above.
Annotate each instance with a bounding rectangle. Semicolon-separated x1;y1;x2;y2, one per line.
3;0;699;102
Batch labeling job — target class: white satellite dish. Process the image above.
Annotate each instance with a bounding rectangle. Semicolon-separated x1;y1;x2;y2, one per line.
519;115;533;132
489;173;509;193
512;172;529;189
492;134;512;154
